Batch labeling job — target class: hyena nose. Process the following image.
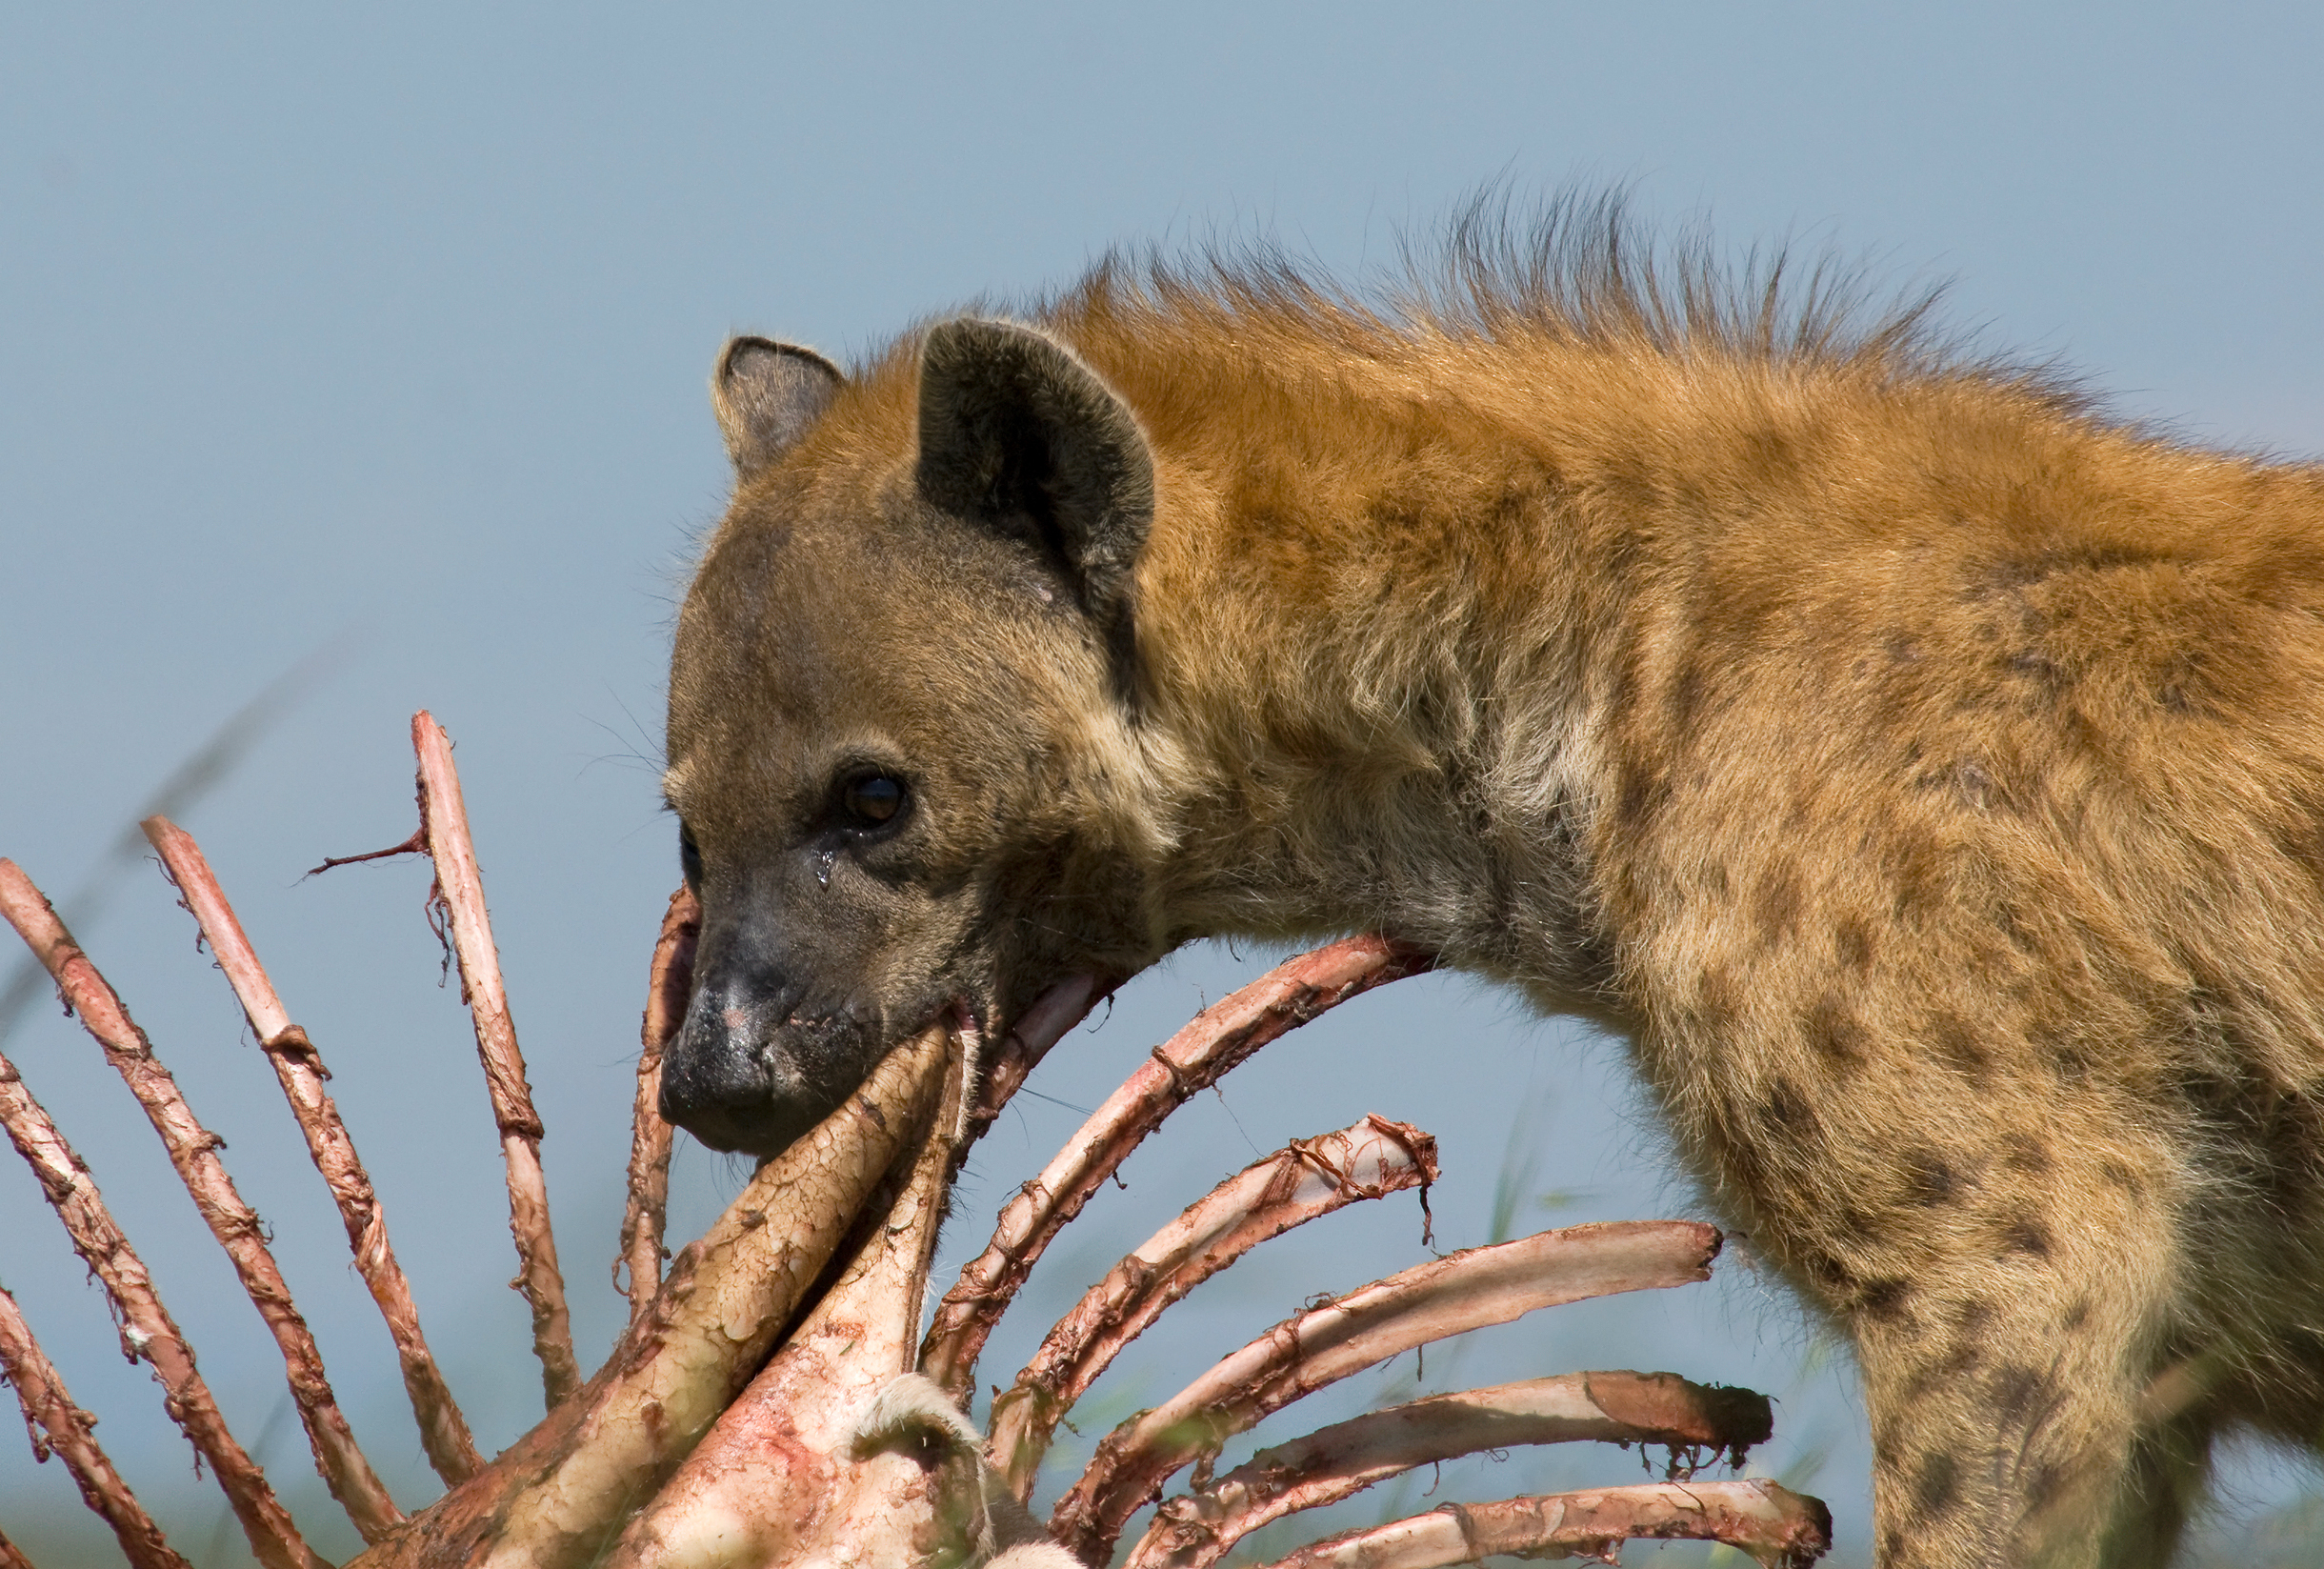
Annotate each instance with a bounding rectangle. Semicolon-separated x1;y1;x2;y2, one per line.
659;971;820;1157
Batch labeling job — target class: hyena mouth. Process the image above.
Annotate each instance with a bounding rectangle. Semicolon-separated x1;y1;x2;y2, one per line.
951;974;1104;1135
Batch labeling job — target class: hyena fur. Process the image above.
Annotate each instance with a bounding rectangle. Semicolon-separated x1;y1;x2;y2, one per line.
659;208;2324;1569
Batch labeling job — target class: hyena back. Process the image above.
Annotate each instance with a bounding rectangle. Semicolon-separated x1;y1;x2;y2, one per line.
662;220;2324;1567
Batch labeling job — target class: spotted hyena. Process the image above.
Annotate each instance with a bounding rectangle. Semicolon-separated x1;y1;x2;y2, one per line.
658;207;2324;1567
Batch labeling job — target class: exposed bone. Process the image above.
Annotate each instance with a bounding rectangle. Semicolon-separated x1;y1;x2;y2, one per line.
11;808;1823;1565
1249;1479;1833;1569
922;935;1432;1400
962;972;1111;1149
141;815;482;1487
1050;1219;1722;1564
408;711;581;1407
988;1114;1439;1500
617;886;696;1324
344;1020;950;1569
0;1279;193;1569
597;1033;970;1569
0;857;397;1543
0;1040;322;1567
1124;1371;1774;1569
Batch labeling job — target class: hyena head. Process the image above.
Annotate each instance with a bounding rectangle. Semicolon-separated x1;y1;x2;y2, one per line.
661;321;1167;1157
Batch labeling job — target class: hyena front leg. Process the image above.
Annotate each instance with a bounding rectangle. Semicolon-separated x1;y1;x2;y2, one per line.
1842;1154;2195;1569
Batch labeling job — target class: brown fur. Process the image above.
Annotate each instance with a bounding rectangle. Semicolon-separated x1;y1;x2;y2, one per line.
664;205;2324;1567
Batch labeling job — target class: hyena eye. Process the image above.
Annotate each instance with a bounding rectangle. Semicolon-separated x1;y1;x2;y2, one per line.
841;774;908;828
678;824;704;887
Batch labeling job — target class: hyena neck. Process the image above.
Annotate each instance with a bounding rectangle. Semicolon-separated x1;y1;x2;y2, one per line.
1099;337;1685;999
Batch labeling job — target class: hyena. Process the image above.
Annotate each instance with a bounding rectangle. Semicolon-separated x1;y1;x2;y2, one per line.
658;210;2324;1568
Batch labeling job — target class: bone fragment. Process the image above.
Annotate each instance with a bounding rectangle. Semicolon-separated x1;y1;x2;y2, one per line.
1125;1370;1773;1569
989;1114;1438;1500
1051;1219;1722;1564
142;815;482;1487
0;1279;194;1569
617;886;696;1324
922;935;1432;1400
1251;1479;1832;1569
408;711;580;1407
345;1020;948;1569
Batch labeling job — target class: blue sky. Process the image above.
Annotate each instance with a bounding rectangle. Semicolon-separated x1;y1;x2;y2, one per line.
3;6;2320;1564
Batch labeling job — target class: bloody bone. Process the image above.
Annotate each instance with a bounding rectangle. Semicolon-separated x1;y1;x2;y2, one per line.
616;886;697;1324
1125;1371;1775;1569
921;935;1432;1400
307;712;580;1405
1050;1218;1722;1565
987;1113;1439;1499
407;711;580;1407
345;1021;950;1569
0;1279;193;1569
0;1040;320;1565
142;815;483;1487
599;1033;967;1569
1250;1479;1833;1569
0;857;397;1544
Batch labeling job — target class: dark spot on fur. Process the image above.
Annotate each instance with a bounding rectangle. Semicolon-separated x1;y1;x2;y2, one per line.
1743;427;1803;480
1932;753;2037;816
1901;1338;1986;1402
2003;1132;2053;1174
1956;1297;1997;1337
1834;916;1875;972
2007;650;2067;695
1801;1254;1851;1298
1884;833;1950;923
2147;655;2221;720
2099;1159;2144;1197
2000;1211;2053;1258
2042;1028;2094;1082
1993;1364;2049;1422
1753;865;1805;944
1906;1147;1963;1206
1857;1277;1914;1321
1972;544;2170;598
1913;1450;1962;1518
1757;1075;1821;1142
1666;660;1710;733
1885;633;1922;665
1808;994;1870;1066
1614;761;1668;831
1929;1013;1993;1082
2063;1297;2092;1332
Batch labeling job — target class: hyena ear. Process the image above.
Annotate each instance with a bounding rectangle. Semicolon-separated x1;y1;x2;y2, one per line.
915;318;1153;669
712;335;845;480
